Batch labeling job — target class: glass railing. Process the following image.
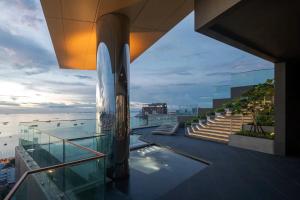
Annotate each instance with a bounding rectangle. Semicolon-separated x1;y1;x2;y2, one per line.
19;126;98;167
68;134;113;169
20;119;96;139
131;114;178;129
147;114;178;126
231;68;274;87
5;155;105;200
20;115;178;134
5;123;107;200
175;105;198;116
213;85;231;99
211;68;274;102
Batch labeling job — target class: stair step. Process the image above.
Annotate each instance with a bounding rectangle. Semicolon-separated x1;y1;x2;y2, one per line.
207;122;241;126
207;123;241;127
204;126;240;132
191;130;230;138
192;124;204;131
193;127;231;134
206;125;241;131
214;119;249;123
188;133;229;143
187;114;252;144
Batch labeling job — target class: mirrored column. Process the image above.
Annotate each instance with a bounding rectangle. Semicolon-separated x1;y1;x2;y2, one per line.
96;14;130;179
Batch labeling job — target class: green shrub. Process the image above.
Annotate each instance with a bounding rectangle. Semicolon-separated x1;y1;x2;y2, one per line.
236;130;275;140
206;111;215;116
185;121;191;126
215;107;225;113
256;114;274;126
198;114;207;120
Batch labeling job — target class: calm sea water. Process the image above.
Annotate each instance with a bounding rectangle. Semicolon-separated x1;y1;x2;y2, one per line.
0;111;143;159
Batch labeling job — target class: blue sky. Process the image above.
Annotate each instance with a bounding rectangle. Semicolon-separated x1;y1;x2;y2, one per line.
0;0;273;113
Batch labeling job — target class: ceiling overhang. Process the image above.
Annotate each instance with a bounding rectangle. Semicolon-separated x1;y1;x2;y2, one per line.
194;0;300;63
40;0;193;70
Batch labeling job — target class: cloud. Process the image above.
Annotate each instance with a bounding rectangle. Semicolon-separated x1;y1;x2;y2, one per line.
74;75;93;80
206;72;232;77
14;0;38;11
0;102;96;114
21;14;44;29
0;101;20;107
42;80;89;87
0;8;274;113
0;27;56;75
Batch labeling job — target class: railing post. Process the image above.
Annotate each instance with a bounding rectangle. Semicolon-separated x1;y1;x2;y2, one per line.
63;139;66;193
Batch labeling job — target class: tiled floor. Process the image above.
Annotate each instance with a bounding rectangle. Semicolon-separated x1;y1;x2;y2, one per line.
134;127;300;200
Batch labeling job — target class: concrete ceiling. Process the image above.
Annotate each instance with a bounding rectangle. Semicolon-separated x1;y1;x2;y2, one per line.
195;0;300;63
40;0;193;70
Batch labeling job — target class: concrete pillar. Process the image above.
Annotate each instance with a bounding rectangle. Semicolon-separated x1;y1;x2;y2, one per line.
96;14;130;179
274;62;300;156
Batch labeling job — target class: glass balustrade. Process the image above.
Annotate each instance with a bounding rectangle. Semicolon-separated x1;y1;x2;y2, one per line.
19;127;96;167
7;123;106;200
7;157;105;200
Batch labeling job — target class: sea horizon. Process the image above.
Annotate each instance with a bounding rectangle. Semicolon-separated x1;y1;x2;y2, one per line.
0;110;142;159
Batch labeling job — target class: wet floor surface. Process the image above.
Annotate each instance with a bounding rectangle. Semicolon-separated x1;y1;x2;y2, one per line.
115;145;207;200
135;127;300;200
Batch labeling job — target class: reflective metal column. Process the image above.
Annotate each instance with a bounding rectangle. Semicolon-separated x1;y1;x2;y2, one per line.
96;14;130;179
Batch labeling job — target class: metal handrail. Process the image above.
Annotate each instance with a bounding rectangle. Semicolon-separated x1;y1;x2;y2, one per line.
6;130;106;200
19;118;96;124
4;154;105;200
67;134;105;142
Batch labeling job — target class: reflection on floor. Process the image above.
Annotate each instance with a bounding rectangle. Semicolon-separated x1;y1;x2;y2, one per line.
110;145;207;200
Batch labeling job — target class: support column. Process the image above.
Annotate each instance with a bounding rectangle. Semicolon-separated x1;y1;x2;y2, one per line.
96;14;130;179
274;62;300;156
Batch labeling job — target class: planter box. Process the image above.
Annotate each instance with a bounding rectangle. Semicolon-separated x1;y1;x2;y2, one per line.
229;134;274;154
242;125;274;133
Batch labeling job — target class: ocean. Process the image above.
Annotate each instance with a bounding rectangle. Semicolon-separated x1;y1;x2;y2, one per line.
0;110;144;159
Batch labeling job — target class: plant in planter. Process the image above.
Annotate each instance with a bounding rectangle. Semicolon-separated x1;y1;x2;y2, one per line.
185;121;191;126
214;107;225;114
206;111;215;116
232;79;274;133
256;113;274;126
198;114;207;121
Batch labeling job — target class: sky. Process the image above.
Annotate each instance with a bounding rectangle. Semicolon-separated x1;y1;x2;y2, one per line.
0;0;273;113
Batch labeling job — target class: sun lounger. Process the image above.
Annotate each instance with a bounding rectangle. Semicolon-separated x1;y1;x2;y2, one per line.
152;123;179;135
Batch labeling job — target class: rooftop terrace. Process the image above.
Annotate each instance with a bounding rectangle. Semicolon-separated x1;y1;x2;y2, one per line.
137;127;300;200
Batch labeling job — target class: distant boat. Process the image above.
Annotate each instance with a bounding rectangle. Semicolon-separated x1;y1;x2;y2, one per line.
80;122;84;125
3;122;8;125
29;125;38;128
57;122;60;127
74;123;78;126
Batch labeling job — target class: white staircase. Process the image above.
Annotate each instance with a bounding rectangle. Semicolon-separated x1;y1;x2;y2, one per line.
186;114;253;143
